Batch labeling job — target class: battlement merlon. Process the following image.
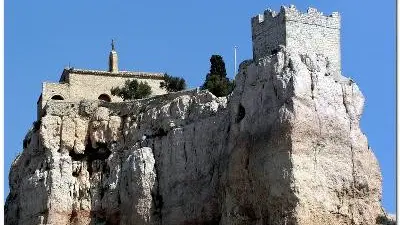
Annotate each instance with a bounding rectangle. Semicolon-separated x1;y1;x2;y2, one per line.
251;5;341;30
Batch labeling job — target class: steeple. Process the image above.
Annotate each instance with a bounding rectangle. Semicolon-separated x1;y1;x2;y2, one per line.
109;39;119;73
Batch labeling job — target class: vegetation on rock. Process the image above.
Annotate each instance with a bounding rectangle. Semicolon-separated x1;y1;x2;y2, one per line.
111;79;152;100
201;55;234;97
160;73;186;92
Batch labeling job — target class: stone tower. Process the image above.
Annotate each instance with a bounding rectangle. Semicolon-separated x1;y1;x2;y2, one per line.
109;39;119;72
251;5;341;73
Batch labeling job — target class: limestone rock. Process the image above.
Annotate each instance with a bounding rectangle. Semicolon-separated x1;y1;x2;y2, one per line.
5;49;391;225
74;118;89;154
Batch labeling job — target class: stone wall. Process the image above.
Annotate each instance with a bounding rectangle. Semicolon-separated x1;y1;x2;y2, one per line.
285;7;341;73
67;73;167;102
39;72;168;118
39;82;71;118
251;10;286;60
251;5;341;72
42;82;70;102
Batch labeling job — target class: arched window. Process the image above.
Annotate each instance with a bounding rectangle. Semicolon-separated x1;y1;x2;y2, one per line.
98;94;111;102
51;95;64;100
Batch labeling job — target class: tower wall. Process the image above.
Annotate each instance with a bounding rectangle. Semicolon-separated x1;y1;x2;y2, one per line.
109;50;119;72
251;9;286;61
251;5;341;72
285;6;341;72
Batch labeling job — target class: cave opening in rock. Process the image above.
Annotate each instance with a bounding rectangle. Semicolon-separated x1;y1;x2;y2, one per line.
69;141;112;177
69;142;112;161
236;104;246;123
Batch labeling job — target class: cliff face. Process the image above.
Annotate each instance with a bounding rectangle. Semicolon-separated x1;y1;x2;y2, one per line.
5;48;391;225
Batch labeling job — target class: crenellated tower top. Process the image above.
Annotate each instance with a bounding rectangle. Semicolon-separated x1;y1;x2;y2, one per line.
251;5;341;73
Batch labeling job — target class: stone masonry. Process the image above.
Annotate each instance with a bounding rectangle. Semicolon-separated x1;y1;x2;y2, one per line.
37;43;167;118
252;5;341;73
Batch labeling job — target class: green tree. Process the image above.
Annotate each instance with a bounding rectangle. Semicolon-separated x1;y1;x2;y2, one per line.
160;73;186;92
201;55;234;97
209;55;227;77
111;79;152;100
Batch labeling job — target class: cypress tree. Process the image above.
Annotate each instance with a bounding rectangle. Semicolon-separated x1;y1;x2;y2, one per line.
201;55;234;97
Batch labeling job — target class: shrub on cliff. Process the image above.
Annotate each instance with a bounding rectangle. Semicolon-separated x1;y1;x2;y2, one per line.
111;79;152;100
201;55;234;97
160;73;186;92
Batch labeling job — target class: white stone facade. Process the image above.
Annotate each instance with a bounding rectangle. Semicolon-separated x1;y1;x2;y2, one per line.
252;5;341;73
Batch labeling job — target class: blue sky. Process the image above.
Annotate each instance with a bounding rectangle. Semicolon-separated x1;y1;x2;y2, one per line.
5;0;395;213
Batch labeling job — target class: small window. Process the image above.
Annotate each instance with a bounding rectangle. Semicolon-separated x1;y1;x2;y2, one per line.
98;94;111;102
51;95;64;100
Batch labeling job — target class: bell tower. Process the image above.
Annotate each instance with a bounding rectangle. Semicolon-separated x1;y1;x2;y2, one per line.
109;39;119;73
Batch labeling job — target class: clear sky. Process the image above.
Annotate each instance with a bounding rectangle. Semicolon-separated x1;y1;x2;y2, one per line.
5;0;395;213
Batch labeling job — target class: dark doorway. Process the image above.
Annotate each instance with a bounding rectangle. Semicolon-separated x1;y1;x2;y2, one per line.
51;95;64;100
98;94;111;102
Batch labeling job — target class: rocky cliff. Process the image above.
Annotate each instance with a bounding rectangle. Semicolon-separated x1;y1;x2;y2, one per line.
5;48;393;225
